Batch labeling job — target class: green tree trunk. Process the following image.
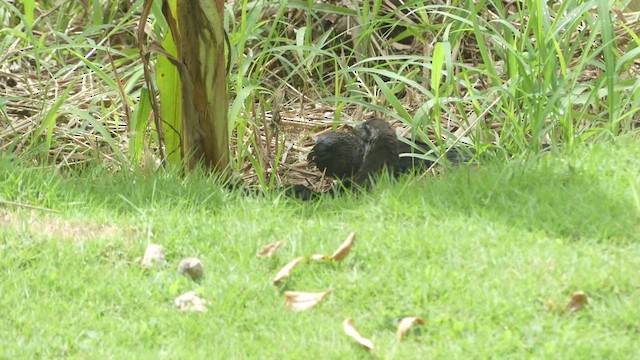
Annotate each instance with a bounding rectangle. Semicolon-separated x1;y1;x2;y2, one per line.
174;0;229;172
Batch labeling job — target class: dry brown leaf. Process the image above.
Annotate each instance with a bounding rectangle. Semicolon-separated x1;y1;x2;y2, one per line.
310;253;328;262
284;290;331;312
342;318;374;351
141;243;165;268
272;257;304;285
330;231;355;261
566;291;588;313
396;316;426;340
174;291;208;312
257;240;285;258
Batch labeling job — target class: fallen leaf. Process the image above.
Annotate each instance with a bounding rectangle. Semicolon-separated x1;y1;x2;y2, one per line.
310;254;328;262
141;243;165;268
272;257;304;285
257;240;285;258
547;299;557;312
330;231;355;261
284;290;331;312
342;318;374;351
174;291;208;312
178;257;204;280
396;316;426;340
566;291;588;313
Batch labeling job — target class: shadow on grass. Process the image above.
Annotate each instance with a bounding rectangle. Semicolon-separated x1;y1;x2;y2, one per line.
1;141;638;243
0;160;228;214
396;147;640;242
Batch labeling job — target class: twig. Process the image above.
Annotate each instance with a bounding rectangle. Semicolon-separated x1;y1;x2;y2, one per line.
0;199;60;213
137;0;167;165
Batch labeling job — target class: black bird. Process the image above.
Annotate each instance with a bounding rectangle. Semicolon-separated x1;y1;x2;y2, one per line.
307;132;364;179
308;119;472;179
350;118;399;185
298;118;474;199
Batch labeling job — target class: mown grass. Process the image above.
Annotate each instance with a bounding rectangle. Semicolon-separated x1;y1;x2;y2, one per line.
1;2;638;357
1;138;639;358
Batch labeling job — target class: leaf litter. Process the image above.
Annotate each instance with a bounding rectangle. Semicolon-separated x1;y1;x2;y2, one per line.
343;318;374;351
272;256;304;285
396;316;426;340
257;240;286;258
284;290;332;312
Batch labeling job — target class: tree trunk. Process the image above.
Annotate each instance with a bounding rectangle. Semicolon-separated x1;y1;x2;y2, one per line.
175;0;229;172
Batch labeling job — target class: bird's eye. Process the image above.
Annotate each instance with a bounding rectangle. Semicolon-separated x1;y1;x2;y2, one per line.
363;126;372;138
363;125;374;139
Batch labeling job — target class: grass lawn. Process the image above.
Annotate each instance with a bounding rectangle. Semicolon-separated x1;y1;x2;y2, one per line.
1;138;639;358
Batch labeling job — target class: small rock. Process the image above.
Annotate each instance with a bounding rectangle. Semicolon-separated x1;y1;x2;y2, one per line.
141;243;165;268
178;257;204;280
174;291;208;312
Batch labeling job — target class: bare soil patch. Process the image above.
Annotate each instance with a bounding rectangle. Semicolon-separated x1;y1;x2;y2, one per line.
0;210;134;242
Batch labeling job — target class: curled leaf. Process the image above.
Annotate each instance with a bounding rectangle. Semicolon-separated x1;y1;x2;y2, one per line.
257;240;285;258
396;316;426;340
174;291;208;312
284;290;331;312
272;257;304;285
342;318;374;351
566;291;588;313
330;231;355;261
310;253;328;262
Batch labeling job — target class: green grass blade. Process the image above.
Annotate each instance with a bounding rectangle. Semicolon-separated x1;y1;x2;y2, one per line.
129;87;152;165
31;80;76;163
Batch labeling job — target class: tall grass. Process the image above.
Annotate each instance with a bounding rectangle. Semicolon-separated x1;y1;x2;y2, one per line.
228;0;639;162
0;0;638;175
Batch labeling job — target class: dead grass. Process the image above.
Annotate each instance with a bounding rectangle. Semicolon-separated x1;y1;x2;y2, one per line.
0;4;638;188
0;210;133;243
